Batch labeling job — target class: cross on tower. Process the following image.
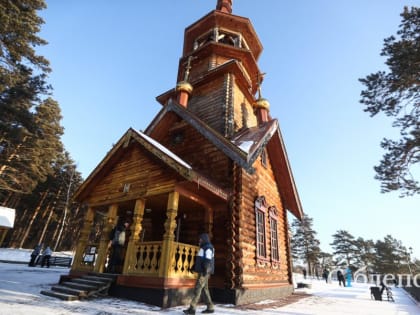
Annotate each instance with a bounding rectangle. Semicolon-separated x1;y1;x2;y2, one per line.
256;72;266;99
183;55;196;82
216;0;233;14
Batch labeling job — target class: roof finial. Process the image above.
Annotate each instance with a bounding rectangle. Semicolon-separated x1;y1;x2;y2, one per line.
216;0;232;14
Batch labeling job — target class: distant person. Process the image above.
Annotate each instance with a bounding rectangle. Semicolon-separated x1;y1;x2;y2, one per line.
302;268;307;279
346;267;352;287
337;270;346;286
322;268;329;283
183;233;215;314
41;246;52;268
28;244;41;267
107;221;129;273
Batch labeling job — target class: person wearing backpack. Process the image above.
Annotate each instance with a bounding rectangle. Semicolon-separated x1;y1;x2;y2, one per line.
108;222;129;273
183;233;215;314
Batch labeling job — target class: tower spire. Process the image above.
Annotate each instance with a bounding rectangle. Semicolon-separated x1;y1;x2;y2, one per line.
216;0;232;14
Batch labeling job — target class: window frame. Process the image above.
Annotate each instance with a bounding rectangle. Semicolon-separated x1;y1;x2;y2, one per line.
268;206;280;262
254;196;268;261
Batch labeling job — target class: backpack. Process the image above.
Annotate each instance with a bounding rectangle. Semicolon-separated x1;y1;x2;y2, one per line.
113;229;125;246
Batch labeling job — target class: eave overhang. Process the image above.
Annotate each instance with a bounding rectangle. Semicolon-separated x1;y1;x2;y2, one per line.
177;43;260;94
267;127;304;220
157;59;255;106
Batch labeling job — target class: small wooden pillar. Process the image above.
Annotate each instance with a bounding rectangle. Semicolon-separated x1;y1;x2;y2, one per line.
94;204;118;272
123;198;145;273
159;191;179;278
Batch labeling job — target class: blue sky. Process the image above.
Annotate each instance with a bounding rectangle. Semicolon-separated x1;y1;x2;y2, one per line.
38;1;419;259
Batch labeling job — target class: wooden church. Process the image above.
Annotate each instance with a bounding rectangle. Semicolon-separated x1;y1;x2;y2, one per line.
71;0;303;307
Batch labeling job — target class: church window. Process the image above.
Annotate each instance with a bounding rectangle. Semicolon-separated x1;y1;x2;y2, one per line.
269;206;280;262
255;196;267;259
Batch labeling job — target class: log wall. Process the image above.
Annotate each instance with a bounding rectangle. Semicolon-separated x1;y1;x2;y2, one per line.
238;153;290;287
86;144;179;205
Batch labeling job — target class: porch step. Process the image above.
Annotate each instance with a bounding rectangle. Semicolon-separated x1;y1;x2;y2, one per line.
50;284;88;297
61;281;99;291
71;278;107;286
40;289;80;301
40;272;116;301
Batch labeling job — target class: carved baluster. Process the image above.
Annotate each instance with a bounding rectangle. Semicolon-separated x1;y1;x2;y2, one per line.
149;244;158;271
138;244;145;272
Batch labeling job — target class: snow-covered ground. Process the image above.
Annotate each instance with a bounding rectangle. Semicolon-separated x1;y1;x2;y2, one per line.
0;248;419;314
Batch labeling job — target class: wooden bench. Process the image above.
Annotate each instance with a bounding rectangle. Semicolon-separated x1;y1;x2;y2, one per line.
370;285;394;302
36;256;72;267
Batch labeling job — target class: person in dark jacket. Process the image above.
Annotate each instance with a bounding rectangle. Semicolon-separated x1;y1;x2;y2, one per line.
28;244;41;267
337;270;346;287
184;233;215;314
107;222;128;273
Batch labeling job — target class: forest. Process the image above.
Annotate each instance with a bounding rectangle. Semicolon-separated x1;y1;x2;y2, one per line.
0;0;85;251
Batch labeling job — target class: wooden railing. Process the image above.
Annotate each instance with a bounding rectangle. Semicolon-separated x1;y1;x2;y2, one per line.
131;241;162;275
170;242;199;278
125;241;198;279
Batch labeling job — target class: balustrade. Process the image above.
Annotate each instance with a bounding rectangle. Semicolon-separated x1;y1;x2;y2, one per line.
125;241;198;279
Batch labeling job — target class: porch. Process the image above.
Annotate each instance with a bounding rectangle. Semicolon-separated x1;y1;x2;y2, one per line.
70;190;214;293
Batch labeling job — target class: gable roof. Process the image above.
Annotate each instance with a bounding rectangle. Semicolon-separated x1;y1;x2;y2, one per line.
146;99;303;219
73;127;230;202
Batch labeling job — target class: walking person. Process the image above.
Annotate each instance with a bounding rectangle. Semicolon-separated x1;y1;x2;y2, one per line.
41;246;52;268
302;268;307;280
183;233;215;314
337;270;346;287
28;244;41;267
322;268;329;283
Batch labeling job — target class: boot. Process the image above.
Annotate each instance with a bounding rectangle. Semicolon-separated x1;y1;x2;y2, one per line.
183;307;196;314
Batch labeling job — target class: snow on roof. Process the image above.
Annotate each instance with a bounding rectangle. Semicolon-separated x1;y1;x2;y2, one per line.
134;129;192;170
237;140;254;153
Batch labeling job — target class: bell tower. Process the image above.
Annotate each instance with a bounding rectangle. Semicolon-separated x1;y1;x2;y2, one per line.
157;0;270;137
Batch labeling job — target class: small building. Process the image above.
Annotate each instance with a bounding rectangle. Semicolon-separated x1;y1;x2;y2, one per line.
0;206;15;246
71;0;303;307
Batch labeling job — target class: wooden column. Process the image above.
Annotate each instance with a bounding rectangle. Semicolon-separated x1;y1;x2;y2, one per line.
72;207;94;270
123;198;145;274
94;204;118;273
158;191;179;278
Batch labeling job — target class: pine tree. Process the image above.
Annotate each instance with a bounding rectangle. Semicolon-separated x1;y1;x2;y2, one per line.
291;214;321;276
0;1;64;197
373;234;410;274
353;237;376;277
359;6;420;196
330;230;357;266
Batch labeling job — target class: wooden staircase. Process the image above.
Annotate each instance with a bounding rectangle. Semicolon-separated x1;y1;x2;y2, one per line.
41;273;117;301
